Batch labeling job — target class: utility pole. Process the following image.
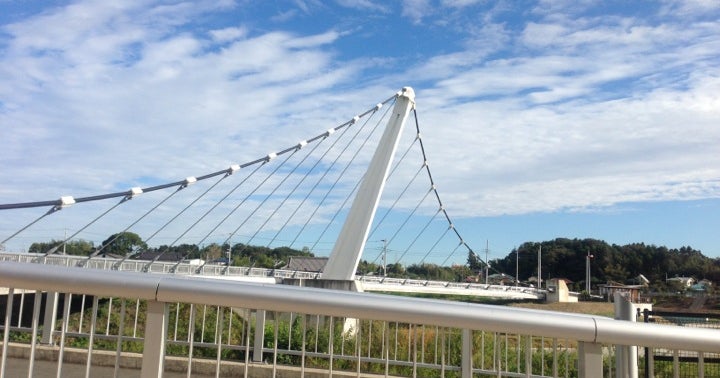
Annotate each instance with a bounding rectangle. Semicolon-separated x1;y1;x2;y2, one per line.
586;251;593;294
537;244;542;289
515;247;519;287
381;239;387;276
484;240;489;285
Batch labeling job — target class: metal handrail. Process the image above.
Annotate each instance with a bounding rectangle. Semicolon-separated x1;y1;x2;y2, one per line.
1;261;719;353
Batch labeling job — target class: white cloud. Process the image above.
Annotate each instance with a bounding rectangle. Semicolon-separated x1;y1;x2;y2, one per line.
659;0;720;17
335;0;389;13
401;0;433;24
209;26;247;42
1;0;719;255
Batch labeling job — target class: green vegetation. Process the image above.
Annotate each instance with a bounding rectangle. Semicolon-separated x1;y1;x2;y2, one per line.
485;238;720;292
22;299;590;377
27;235;720;290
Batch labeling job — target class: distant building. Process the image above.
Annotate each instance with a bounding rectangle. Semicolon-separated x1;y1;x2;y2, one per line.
546;278;578;303
136;250;183;261
284;257;328;273
689;279;713;293
666;276;695;287
598;282;644;302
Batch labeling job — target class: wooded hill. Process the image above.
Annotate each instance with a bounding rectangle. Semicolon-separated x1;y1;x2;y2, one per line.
479;238;720;291
25;234;720;291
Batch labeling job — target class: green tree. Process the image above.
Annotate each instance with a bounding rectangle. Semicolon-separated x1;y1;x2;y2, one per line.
29;239;94;255
467;251;483;272
99;232;147;257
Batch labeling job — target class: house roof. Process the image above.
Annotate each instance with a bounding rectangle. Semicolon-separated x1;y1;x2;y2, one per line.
548;278;574;283
598;284;644;289
285;257;328;272
135;250;183;261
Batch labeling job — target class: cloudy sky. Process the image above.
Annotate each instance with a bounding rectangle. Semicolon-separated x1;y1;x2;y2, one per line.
1;0;719;263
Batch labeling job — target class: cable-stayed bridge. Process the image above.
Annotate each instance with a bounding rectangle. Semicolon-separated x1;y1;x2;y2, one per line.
0;87;542;300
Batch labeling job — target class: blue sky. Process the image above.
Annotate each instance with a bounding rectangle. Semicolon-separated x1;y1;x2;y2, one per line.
1;0;719;264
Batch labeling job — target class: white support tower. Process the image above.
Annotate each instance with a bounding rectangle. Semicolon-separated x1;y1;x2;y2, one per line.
322;87;415;281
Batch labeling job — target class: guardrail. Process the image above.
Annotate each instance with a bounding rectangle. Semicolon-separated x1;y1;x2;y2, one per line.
1;261;720;377
0;253;544;298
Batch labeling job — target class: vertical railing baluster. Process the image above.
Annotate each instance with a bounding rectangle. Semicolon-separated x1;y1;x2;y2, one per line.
440;327;446;377
78;294;86;333
412;324;418;378
505;333;508;374
253;310;265;363
272;311;279;377
56;292;71;378
105;297;113;336
1;288;15;378
17;291;25;328
41;291;58;344
407;323;412;363
434;325;439;366
314;315;320;354
421;324;426;365
215;307;224;378
481;330;485;371
200;305;207;343
174;302;180;341
329;316;334;376
356;318;361;375
368;319;373;359
133;299;140;338
541;336;545;376
301;313;307;378
394;321;399;361
85;296;99;378
114;298;126;378
515;334;527;374
186;303;196;378
243;313;250;378
525;335;532;377
461;328;472;378
28;291;43;377
227;307;233;346
552;337;558;378
287;312;293;351
384;321;390;377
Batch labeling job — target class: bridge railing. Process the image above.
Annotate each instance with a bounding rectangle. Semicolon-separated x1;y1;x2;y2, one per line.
0;253;540;297
0;252;322;280
1;261;720;378
357;275;540;293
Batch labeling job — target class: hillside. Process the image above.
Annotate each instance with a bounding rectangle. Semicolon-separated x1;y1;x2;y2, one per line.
481;238;720;292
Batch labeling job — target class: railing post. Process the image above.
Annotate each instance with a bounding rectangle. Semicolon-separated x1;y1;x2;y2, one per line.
578;341;603;378
461;328;472;378
253;309;266;362
41;291;59;344
614;292;639;378
141;300;169;378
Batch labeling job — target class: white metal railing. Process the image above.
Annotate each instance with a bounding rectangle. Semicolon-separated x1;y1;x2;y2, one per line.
1;261;719;378
0;253;544;299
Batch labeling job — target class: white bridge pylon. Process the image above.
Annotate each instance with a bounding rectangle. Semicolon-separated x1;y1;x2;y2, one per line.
322;87;416;281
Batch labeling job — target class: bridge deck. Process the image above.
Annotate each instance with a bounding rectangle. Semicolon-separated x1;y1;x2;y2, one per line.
0;252;544;299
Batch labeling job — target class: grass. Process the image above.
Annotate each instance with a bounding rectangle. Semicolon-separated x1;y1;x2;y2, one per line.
508;301;616;317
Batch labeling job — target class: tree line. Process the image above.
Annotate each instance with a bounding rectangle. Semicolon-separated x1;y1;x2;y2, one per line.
27;231;312;268
26;234;720;290
479;238;720;291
